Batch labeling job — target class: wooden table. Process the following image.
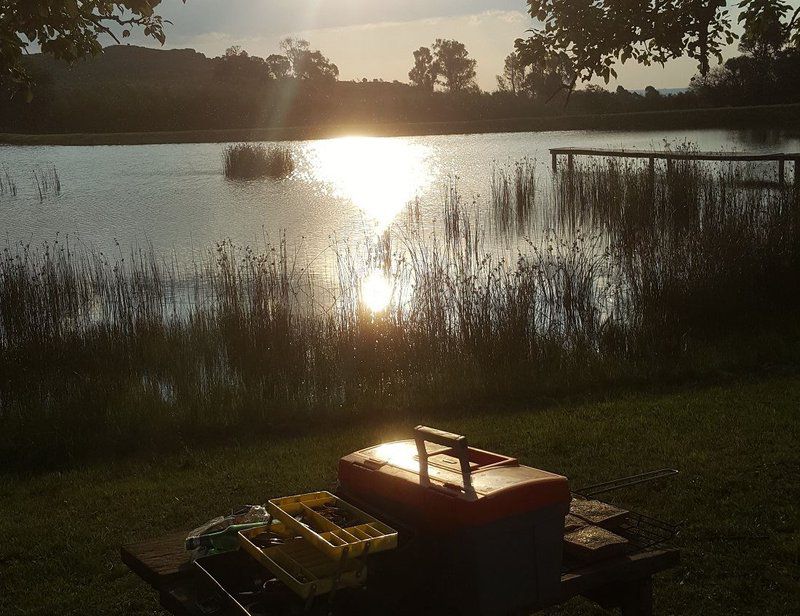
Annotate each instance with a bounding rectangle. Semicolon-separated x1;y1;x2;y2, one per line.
121;531;679;615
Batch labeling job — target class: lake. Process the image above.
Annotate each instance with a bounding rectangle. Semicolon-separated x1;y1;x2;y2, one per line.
2;127;799;285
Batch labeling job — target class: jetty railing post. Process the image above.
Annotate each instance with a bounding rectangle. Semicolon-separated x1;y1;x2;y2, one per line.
567;153;574;173
649;157;655;183
552;151;558;173
779;159;785;187
794;158;799;188
666;157;673;175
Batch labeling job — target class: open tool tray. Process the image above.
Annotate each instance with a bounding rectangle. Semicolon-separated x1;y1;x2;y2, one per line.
194;549;297;616
238;524;366;601
267;491;397;560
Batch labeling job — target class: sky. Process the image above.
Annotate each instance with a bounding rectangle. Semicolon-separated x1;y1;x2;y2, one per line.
139;0;740;91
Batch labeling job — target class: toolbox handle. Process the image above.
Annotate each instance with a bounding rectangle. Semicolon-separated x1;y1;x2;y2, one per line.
414;426;474;493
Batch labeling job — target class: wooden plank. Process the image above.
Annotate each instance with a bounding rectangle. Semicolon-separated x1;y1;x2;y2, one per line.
570;497;629;528
549;147;800;162
560;548;680;600
564;526;629;562
121;530;194;589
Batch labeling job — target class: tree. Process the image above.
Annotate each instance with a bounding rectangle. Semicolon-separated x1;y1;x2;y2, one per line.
738;0;792;58
279;38;310;76
265;54;291;80
1;0;186;96
408;46;435;91
497;53;526;94
224;46;247;59
498;51;571;101
516;0;800;100
214;46;271;84
279;38;338;81
431;39;477;92
644;85;661;100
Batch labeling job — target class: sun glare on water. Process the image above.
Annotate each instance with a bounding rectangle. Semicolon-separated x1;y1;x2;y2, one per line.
361;269;392;313
310;136;432;230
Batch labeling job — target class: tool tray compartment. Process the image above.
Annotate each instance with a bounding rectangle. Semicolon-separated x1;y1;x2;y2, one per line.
238;522;367;601
194;549;295;616
267;491;397;560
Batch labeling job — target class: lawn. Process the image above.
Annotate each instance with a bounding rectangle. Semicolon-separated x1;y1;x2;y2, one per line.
1;373;798;615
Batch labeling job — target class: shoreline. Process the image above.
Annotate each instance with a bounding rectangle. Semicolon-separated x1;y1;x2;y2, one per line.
2;102;799;146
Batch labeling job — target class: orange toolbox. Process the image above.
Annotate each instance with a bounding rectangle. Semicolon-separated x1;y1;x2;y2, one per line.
337;425;571;614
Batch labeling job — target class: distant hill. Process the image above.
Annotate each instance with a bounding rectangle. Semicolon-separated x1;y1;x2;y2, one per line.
24;45;214;91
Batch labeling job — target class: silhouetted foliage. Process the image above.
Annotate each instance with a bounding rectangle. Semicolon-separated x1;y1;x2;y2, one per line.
280;38;338;81
1;44;798;136
691;48;800;106
214;46;271;84
517;0;800;97
644;85;661;100
497;53;526;95
0;0;186;96
497;49;573;102
432;39;477;93
265;54;291;80
409;47;435;91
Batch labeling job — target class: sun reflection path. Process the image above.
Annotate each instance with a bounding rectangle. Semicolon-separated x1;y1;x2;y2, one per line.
309;136;432;231
360;269;392;313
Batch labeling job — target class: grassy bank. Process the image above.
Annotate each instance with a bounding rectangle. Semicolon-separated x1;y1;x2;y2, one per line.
1;102;799;146
1;374;798;615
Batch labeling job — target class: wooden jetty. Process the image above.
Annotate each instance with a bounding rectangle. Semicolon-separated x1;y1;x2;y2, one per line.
550;147;800;185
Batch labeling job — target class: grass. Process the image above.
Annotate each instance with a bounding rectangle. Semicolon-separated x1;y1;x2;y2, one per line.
1;102;799;146
0;373;798;615
1;159;799;468
223;143;295;180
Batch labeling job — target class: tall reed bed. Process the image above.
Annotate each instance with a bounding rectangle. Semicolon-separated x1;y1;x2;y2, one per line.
1;159;798;467
223;143;295;180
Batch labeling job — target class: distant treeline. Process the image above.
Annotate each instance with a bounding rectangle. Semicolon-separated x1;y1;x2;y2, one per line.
2;45;799;135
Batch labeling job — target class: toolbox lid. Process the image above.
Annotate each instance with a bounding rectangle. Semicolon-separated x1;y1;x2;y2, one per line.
338;427;570;530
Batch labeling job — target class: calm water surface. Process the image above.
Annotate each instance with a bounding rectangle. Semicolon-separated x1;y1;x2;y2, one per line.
2;128;799;282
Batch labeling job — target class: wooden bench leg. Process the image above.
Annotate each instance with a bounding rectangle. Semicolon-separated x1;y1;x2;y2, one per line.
619;577;653;616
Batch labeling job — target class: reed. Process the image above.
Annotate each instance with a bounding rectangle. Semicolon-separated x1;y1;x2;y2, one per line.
223;143;295;180
1;159;798;468
0;165;16;197
31;164;61;201
491;158;537;232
